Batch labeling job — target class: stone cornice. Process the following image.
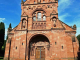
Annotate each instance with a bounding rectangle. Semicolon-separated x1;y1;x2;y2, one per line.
23;2;57;6
65;30;76;33
8;33;14;35
14;28;65;32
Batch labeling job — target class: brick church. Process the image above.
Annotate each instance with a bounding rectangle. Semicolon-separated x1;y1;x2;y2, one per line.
4;0;79;60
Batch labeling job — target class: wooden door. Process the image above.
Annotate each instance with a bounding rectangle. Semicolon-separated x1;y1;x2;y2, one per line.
35;47;45;60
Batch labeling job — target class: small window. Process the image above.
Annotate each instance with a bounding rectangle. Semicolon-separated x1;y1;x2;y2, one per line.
62;46;63;49
43;16;46;21
22;42;23;45
16;46;17;49
33;16;36;21
55;42;56;45
37;12;41;21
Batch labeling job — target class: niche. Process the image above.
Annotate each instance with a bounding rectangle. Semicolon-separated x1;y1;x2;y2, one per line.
22;18;26;28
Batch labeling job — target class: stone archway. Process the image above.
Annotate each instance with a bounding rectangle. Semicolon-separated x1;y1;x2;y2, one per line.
28;34;50;60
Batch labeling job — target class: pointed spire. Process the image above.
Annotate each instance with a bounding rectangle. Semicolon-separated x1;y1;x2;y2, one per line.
21;0;24;4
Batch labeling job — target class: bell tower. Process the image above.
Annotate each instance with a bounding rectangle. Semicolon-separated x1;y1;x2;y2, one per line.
20;0;59;30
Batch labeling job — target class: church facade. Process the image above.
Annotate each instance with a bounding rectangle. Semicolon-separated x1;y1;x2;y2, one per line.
4;0;79;60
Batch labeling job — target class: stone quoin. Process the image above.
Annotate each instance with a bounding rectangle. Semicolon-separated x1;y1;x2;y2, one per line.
4;0;79;60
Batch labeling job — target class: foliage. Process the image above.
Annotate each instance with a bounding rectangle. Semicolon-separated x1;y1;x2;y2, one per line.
0;59;3;60
0;22;5;52
0;57;4;60
9;23;12;29
8;23;12;32
1;40;6;51
77;34;80;50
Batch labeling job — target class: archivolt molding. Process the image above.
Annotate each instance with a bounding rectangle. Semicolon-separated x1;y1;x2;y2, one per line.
28;32;50;43
31;7;47;15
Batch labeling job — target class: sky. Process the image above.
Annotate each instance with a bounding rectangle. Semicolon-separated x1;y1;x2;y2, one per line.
0;0;80;39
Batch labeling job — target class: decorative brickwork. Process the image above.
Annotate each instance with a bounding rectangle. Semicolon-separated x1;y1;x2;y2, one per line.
4;0;79;60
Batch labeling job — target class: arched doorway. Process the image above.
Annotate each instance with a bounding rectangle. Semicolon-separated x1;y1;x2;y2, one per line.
28;34;50;60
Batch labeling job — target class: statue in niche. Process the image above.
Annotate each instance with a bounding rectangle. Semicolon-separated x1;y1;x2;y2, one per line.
52;17;56;27
73;24;77;30
22;20;26;28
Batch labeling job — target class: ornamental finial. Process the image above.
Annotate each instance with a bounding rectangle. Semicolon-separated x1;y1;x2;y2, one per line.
73;24;77;30
21;0;24;4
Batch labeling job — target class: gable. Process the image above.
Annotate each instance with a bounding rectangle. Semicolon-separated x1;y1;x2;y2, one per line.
59;20;75;31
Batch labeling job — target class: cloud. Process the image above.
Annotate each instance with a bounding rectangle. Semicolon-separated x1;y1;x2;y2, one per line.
0;18;5;22
58;0;73;14
5;29;8;40
58;13;69;21
4;23;9;40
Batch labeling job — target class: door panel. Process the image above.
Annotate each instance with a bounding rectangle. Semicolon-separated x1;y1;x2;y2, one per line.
35;47;45;60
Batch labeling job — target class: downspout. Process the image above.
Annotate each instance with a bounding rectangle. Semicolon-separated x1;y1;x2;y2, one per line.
8;38;11;60
72;36;75;60
25;15;28;60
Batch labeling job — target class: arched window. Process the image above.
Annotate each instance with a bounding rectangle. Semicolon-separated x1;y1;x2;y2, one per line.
32;11;46;29
33;16;36;21
37;12;41;21
43;16;46;21
32;11;46;21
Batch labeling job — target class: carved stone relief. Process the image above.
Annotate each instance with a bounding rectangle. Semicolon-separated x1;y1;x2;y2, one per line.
23;4;56;11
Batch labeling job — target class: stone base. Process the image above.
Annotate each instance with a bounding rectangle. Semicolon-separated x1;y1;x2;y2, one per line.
4;57;78;60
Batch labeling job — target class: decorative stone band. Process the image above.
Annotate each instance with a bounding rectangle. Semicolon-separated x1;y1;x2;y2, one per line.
14;28;65;32
65;31;76;33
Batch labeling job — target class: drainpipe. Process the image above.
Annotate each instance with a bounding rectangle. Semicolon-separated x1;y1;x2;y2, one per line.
72;36;75;60
25;15;28;60
8;38;11;60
